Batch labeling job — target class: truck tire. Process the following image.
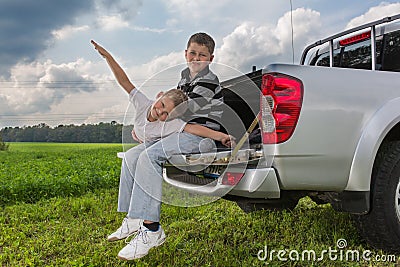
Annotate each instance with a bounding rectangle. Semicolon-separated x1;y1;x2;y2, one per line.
354;141;400;253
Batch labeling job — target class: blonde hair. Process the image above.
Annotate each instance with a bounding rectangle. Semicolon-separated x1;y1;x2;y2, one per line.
162;88;188;119
163;88;188;107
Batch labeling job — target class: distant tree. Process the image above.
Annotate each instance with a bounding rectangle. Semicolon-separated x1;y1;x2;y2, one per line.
0;122;123;143
0;135;9;151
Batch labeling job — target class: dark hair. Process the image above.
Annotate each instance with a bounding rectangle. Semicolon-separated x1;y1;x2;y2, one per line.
187;32;215;55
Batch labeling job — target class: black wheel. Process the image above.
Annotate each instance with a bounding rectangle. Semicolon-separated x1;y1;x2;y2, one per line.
354;141;400;253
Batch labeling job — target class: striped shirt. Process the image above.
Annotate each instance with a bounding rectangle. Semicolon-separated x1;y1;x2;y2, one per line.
177;66;223;131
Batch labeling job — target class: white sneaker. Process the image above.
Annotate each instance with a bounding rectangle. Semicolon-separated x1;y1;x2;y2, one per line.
107;217;141;242
117;225;166;260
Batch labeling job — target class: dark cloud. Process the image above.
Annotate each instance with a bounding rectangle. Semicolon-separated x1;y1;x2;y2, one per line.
0;0;95;77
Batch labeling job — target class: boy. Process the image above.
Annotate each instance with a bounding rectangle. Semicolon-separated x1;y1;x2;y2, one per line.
93;33;225;261
91;40;233;144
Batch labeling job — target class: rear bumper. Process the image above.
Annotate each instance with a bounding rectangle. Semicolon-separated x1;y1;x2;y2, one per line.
162;166;281;199
229;168;280;198
120;149;280;199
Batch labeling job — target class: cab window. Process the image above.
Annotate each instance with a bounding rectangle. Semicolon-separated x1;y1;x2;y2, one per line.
382;30;400;72
341;39;372;70
311;37;383;70
314;49;341;67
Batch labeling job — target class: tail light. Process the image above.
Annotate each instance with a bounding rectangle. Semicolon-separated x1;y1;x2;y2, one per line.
260;73;303;144
221;172;244;186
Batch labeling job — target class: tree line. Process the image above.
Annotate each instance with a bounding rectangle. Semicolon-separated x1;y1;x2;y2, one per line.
0;122;127;143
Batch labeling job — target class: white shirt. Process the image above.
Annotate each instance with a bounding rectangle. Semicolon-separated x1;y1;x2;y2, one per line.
129;89;186;143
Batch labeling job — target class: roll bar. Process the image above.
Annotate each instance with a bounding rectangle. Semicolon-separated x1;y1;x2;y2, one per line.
300;14;400;68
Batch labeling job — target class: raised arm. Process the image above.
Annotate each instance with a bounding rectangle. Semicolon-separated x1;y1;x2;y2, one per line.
184;124;235;147
91;40;135;94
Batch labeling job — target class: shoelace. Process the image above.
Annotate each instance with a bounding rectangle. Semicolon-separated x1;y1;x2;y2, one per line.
125;228;149;246
120;217;130;235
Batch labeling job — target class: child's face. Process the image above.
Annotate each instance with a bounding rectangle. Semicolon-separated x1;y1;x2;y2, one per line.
149;96;176;122
185;42;214;75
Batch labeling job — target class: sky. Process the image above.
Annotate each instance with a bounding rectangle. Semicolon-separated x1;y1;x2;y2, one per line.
1;0;400;129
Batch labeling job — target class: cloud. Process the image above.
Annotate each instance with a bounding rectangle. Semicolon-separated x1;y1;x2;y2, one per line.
96;0;143;21
345;2;400;29
216;8;321;70
52;25;90;40
0;93;12;116
94;0;143;30
1;59;98;116
0;0;95;78
84;104;126;125
97;15;130;31
162;0;230;20
0;46;183;128
127;51;186;97
96;15;165;33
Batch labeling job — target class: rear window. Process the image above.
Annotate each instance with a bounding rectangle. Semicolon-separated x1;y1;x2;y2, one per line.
341;39;374;70
314;49;340;67
382;30;400;71
312;38;384;70
309;32;400;71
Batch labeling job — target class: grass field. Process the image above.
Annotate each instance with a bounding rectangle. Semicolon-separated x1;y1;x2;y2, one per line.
0;143;122;205
0;143;399;266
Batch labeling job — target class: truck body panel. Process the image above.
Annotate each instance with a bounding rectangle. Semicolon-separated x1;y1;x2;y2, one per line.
264;64;400;191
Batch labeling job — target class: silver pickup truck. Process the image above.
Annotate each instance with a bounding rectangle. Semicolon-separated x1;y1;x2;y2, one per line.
162;14;400;253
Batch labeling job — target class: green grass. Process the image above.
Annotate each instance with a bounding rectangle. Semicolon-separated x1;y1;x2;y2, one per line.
0;143;399;266
0;143;122;205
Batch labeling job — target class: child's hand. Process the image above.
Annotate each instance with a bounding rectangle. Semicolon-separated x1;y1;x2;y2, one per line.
131;129;142;143
91;40;110;58
221;135;236;148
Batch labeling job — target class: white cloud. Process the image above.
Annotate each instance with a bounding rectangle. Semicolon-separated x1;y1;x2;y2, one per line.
96;15;166;33
84;103;126;125
97;15;130;31
52;25;90;40
275;8;321;50
216;22;279;69
216;8;321;70
131;25;168;33
345;2;400;29
93;0;143;31
0;92;11;116
128;51;186;97
162;0;230;20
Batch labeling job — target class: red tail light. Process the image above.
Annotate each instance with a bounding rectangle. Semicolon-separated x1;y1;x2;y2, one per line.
221;172;244;186
260;73;303;144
